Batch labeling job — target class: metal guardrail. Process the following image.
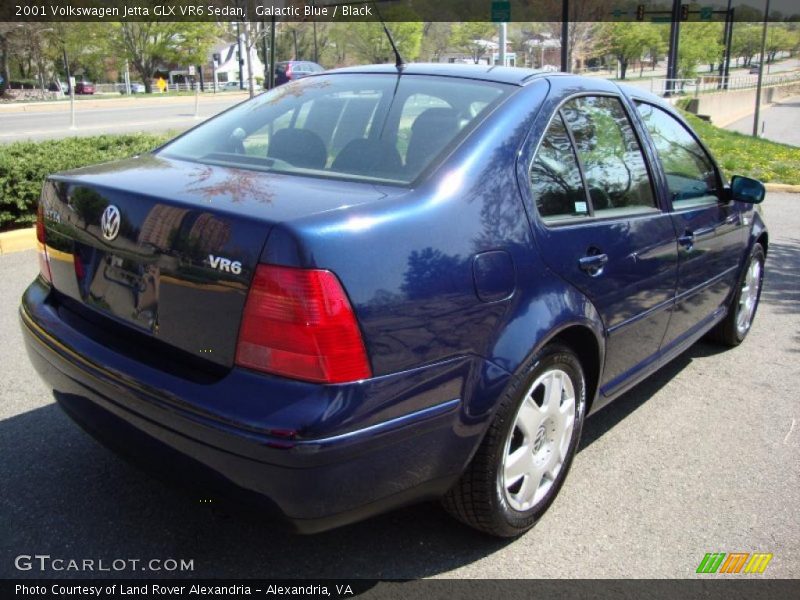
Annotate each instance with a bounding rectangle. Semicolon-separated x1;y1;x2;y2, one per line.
650;71;800;96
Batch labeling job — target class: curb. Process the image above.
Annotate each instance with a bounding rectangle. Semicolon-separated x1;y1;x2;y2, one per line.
0;227;36;255
765;183;800;193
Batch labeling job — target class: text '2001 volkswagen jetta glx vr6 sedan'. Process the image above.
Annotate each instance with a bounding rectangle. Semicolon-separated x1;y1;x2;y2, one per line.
21;64;767;537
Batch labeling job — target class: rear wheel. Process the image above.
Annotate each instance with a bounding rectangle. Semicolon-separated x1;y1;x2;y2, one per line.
442;344;586;537
709;243;765;346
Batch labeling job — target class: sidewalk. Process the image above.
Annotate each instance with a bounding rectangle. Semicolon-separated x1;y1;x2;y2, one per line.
0;91;249;113
725;96;800;147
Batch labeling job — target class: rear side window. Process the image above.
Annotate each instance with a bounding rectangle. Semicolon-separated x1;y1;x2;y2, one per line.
561;96;656;217
636;102;719;209
530;114;588;222
159;74;510;185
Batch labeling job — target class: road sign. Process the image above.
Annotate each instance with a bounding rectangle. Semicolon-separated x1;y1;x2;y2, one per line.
156;77;167;92
491;0;510;22
700;6;713;20
188;65;196;76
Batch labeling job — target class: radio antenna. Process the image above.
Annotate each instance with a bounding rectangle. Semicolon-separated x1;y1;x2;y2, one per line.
371;1;405;69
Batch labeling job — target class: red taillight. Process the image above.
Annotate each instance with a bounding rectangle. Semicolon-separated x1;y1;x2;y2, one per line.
36;202;52;284
235;264;372;384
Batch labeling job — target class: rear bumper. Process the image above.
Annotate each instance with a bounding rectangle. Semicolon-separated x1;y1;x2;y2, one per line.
19;279;486;533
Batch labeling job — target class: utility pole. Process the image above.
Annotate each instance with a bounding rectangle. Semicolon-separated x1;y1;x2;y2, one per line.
665;0;682;96
261;20;269;85
560;0;569;72
244;20;255;98
62;46;75;129
499;22;507;67
269;16;277;89
722;2;735;89
236;21;244;90
753;0;771;137
312;0;319;63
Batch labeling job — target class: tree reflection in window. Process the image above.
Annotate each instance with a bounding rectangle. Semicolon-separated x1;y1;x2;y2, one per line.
561;96;656;216
530;113;588;222
636;102;719;209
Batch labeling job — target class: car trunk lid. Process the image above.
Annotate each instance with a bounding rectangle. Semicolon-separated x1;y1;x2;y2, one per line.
40;154;387;369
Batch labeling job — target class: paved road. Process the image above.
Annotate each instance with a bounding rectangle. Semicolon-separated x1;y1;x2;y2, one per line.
1;194;798;579
0;95;245;143
726;96;800;147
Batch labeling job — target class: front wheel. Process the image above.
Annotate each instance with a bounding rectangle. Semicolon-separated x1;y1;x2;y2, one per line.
709;243;765;346
442;344;586;537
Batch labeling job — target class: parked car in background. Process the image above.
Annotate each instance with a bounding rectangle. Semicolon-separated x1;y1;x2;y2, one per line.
22;65;768;538
74;81;95;95
118;82;146;94
47;81;69;94
274;60;324;85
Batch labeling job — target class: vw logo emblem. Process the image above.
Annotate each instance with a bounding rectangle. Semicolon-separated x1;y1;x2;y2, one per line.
100;205;121;241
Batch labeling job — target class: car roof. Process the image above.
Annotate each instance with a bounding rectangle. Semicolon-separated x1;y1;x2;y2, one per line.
324;63;561;86
302;65;675;108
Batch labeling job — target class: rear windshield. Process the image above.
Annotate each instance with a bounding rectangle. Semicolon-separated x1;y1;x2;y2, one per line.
158;74;511;185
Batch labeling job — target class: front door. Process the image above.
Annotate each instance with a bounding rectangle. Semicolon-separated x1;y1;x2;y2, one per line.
634;102;746;348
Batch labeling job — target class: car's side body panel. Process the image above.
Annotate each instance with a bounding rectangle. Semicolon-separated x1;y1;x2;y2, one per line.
515;79;680;396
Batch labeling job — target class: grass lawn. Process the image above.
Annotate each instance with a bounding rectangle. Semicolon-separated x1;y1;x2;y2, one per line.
682;111;800;185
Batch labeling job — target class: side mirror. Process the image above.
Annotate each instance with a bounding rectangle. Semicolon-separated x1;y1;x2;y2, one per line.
730;175;766;204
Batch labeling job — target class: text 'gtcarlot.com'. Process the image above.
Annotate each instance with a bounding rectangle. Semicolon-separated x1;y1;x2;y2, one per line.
14;554;194;572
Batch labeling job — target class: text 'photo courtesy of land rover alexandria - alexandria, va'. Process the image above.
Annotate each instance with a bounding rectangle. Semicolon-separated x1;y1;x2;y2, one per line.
20;64;768;537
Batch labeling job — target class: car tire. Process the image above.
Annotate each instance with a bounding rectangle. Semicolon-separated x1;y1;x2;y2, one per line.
709;243;765;347
442;343;586;537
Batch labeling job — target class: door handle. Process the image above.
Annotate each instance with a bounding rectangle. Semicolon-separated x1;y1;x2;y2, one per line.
678;232;694;248
578;252;609;276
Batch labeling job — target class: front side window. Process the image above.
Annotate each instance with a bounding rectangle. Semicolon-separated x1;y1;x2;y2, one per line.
636;102;719;209
561;96;656;217
159;74;510;185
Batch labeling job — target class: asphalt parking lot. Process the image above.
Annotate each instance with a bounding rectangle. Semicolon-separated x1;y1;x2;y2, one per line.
1;193;798;579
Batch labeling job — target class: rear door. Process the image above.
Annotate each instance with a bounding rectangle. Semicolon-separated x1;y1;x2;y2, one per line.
634;102;747;348
526;94;678;394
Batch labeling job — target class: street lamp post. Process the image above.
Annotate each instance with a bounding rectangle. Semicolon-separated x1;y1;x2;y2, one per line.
63;46;75;129
753;0;771;137
560;0;569;72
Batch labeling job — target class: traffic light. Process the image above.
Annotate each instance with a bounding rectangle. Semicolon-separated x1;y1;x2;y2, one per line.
680;4;690;20
636;4;645;21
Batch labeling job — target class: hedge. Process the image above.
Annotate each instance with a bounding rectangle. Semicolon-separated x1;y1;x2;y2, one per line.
0;133;170;231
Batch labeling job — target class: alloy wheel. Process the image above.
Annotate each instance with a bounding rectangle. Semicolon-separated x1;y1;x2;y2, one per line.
500;368;576;512
736;258;762;336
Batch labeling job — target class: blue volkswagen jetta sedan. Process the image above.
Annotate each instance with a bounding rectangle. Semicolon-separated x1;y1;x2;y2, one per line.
20;64;767;537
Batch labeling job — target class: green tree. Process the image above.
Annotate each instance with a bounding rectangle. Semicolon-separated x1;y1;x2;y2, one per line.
765;25;795;63
676;23;723;79
602;22;663;79
420;22;453;62
112;22;221;93
348;21;423;64
48;23;111;83
449;23;497;64
732;24;762;67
